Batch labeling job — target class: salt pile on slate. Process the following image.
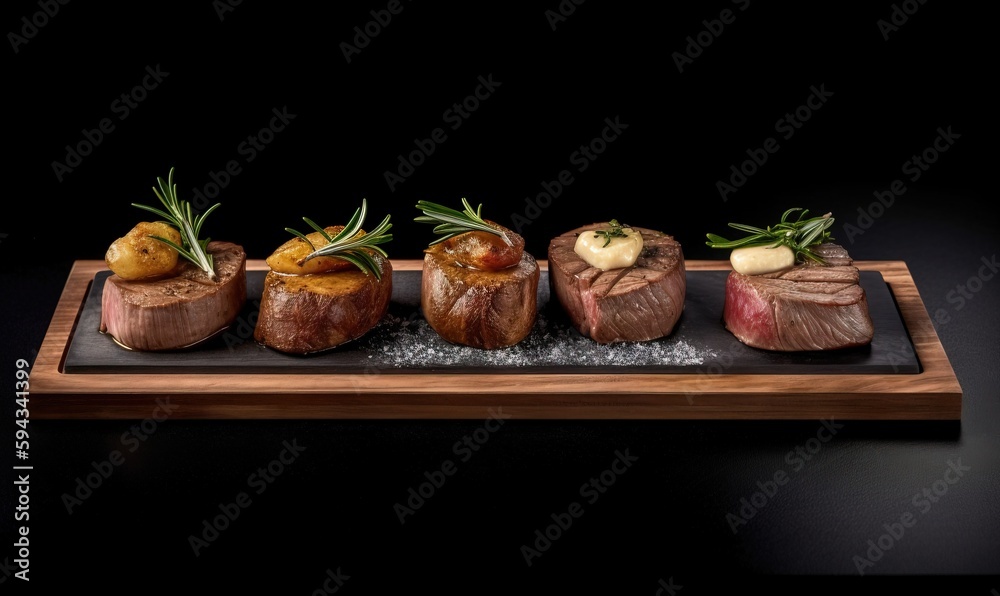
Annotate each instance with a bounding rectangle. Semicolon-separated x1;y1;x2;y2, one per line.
356;309;716;369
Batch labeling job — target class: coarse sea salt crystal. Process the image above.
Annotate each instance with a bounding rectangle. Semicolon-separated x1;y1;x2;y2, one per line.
354;310;716;370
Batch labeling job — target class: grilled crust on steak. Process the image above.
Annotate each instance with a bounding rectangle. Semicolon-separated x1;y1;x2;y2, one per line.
547;224;685;344
722;243;875;351
99;241;247;351
421;244;540;349
253;256;393;355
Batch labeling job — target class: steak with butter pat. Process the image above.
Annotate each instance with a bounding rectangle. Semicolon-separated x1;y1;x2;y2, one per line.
548;224;686;344
723;243;874;351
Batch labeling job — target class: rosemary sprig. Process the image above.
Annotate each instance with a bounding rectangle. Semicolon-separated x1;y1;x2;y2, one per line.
593;219;629;247
286;199;393;280
705;208;835;263
132;167;220;281
414;198;512;246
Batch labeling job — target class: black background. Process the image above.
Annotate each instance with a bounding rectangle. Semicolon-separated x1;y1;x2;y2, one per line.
5;0;992;263
2;0;998;593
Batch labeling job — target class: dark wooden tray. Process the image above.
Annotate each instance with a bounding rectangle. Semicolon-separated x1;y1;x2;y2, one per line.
30;260;962;420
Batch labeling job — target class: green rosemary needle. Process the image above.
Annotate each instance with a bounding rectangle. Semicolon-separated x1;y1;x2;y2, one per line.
285;199;393;280
414;198;512;246
705;208;835;263
593;219;629;247
132;167;220;281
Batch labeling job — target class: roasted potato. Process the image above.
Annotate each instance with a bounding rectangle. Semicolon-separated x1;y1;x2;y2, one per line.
266;225;363;275
105;221;182;280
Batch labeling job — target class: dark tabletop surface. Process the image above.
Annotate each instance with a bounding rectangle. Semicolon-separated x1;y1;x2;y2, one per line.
2;1;997;593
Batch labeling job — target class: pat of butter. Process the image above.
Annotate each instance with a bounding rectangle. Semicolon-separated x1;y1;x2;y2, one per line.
574;227;643;270
730;244;795;275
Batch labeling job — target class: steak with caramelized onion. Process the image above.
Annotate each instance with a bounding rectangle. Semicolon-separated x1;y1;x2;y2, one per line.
421;244;539;350
99;241;247;351
253;256;393;355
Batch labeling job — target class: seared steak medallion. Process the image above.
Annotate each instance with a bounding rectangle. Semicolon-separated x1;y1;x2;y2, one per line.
100;241;247;351
254;256;393;354
254;201;395;355
723;243;874;351
548;224;685;344
415;199;540;350
421;244;539;349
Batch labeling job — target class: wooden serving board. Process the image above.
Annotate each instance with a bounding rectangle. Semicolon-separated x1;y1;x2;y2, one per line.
29;260;962;420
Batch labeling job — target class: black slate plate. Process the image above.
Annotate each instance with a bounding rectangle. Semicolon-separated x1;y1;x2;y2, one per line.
63;269;919;375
